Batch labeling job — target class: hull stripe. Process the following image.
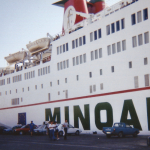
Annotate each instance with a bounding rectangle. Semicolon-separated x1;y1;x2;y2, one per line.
0;87;150;110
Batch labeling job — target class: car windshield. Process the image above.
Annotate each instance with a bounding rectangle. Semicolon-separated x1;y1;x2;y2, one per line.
114;123;123;127
21;125;26;128
69;124;74;128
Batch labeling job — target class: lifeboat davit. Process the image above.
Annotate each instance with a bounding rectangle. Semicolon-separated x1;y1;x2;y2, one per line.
4;51;27;64
26;38;50;55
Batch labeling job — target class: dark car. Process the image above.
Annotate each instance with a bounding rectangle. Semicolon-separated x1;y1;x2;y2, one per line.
102;122;140;138
14;124;37;135
0;126;8;134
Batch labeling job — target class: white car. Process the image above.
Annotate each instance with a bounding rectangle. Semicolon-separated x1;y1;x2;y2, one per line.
58;124;82;136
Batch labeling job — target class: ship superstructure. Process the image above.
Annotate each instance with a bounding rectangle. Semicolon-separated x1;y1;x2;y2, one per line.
0;0;150;135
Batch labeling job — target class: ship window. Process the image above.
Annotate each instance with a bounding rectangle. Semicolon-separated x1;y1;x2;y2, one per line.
80;55;82;64
63;44;65;52
73;57;75;66
22;88;24;92
76;39;78;47
111;23;115;33
76;75;79;81
60;45;62;54
83;36;86;45
31;71;33;78
72;40;75;49
43;68;45;75
117;42;121;52
116;21;120;31
90;32;93;42
143;8;148;21
138;34;143;46
144;74;150;86
144;32;149;44
5;91;7;95
48;93;51;101
137;11;142;23
83;54;86;63
112;43;116;54
57;63;59;71
28;87;29;91
48;66;50;73
66;43;68;51
60;62;63;70
89;72;92;78
38;69;40;76
63;61;66;69
66;59;69;68
144;58;148;65
45;67;47;74
11;98;19;105
10;90;11;94
76;56;79;65
79;37;82;46
122;40;126;51
41;84;43;89
93;85;96;92
91;51;94;60
106;25;110;35
90;85;92;93
94;30;97;40
35;85;37;90
98;29;102;38
100;83;103;90
134;76;139;88
95;50;98;59
121;18;125;29
57;47;59;55
111;66;114;72
16;89;17;93
100;69;103;75
107;45;111;55
41;68;42;76
57;80;59;85
50;82;52;87
99;48;102;58
131;13;136;25
65;78;67;83
129;61;132;68
132;36;137;47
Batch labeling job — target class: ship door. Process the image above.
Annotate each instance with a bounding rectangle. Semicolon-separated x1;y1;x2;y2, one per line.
18;113;26;125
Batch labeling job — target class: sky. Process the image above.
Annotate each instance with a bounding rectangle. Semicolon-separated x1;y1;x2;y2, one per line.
0;0;120;67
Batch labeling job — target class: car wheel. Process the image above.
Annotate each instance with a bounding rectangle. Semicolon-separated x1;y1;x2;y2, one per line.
20;131;24;135
118;132;123;138
59;131;63;136
133;132;137;137
75;131;79;136
106;134;111;138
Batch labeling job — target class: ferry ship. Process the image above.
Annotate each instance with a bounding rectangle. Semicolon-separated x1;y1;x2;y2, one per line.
0;0;150;135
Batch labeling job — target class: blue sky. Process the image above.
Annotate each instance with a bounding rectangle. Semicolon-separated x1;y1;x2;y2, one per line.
0;0;120;67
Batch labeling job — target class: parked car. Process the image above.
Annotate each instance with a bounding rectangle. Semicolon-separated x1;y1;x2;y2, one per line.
3;125;22;134
14;124;37;135
34;125;47;135
58;124;82;136
102;122;140;138
0;126;9;134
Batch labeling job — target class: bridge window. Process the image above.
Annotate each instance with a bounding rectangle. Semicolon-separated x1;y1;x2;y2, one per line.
116;21;120;31
144;32;149;44
138;34;143;46
90;32;93;42
122;40;126;51
132;36;137;47
112;43;116;54
111;23;115;33
94;30;97;40
137;11;142;23
79;37;82;46
143;8;148;21
63;44;65;52
131;13;136;25
66;43;68;51
98;29;102;38
107;45;111;55
121;18;125;29
76;39;78;47
106;25;110;35
83;36;86;45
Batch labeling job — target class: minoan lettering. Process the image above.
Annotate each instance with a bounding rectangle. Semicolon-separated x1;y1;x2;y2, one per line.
95;102;113;130
120;99;142;130
65;106;69;123
45;107;61;123
74;104;90;130
146;97;150;131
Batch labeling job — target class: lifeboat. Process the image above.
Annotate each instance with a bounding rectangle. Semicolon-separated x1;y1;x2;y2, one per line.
26;38;50;55
4;51;27;64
